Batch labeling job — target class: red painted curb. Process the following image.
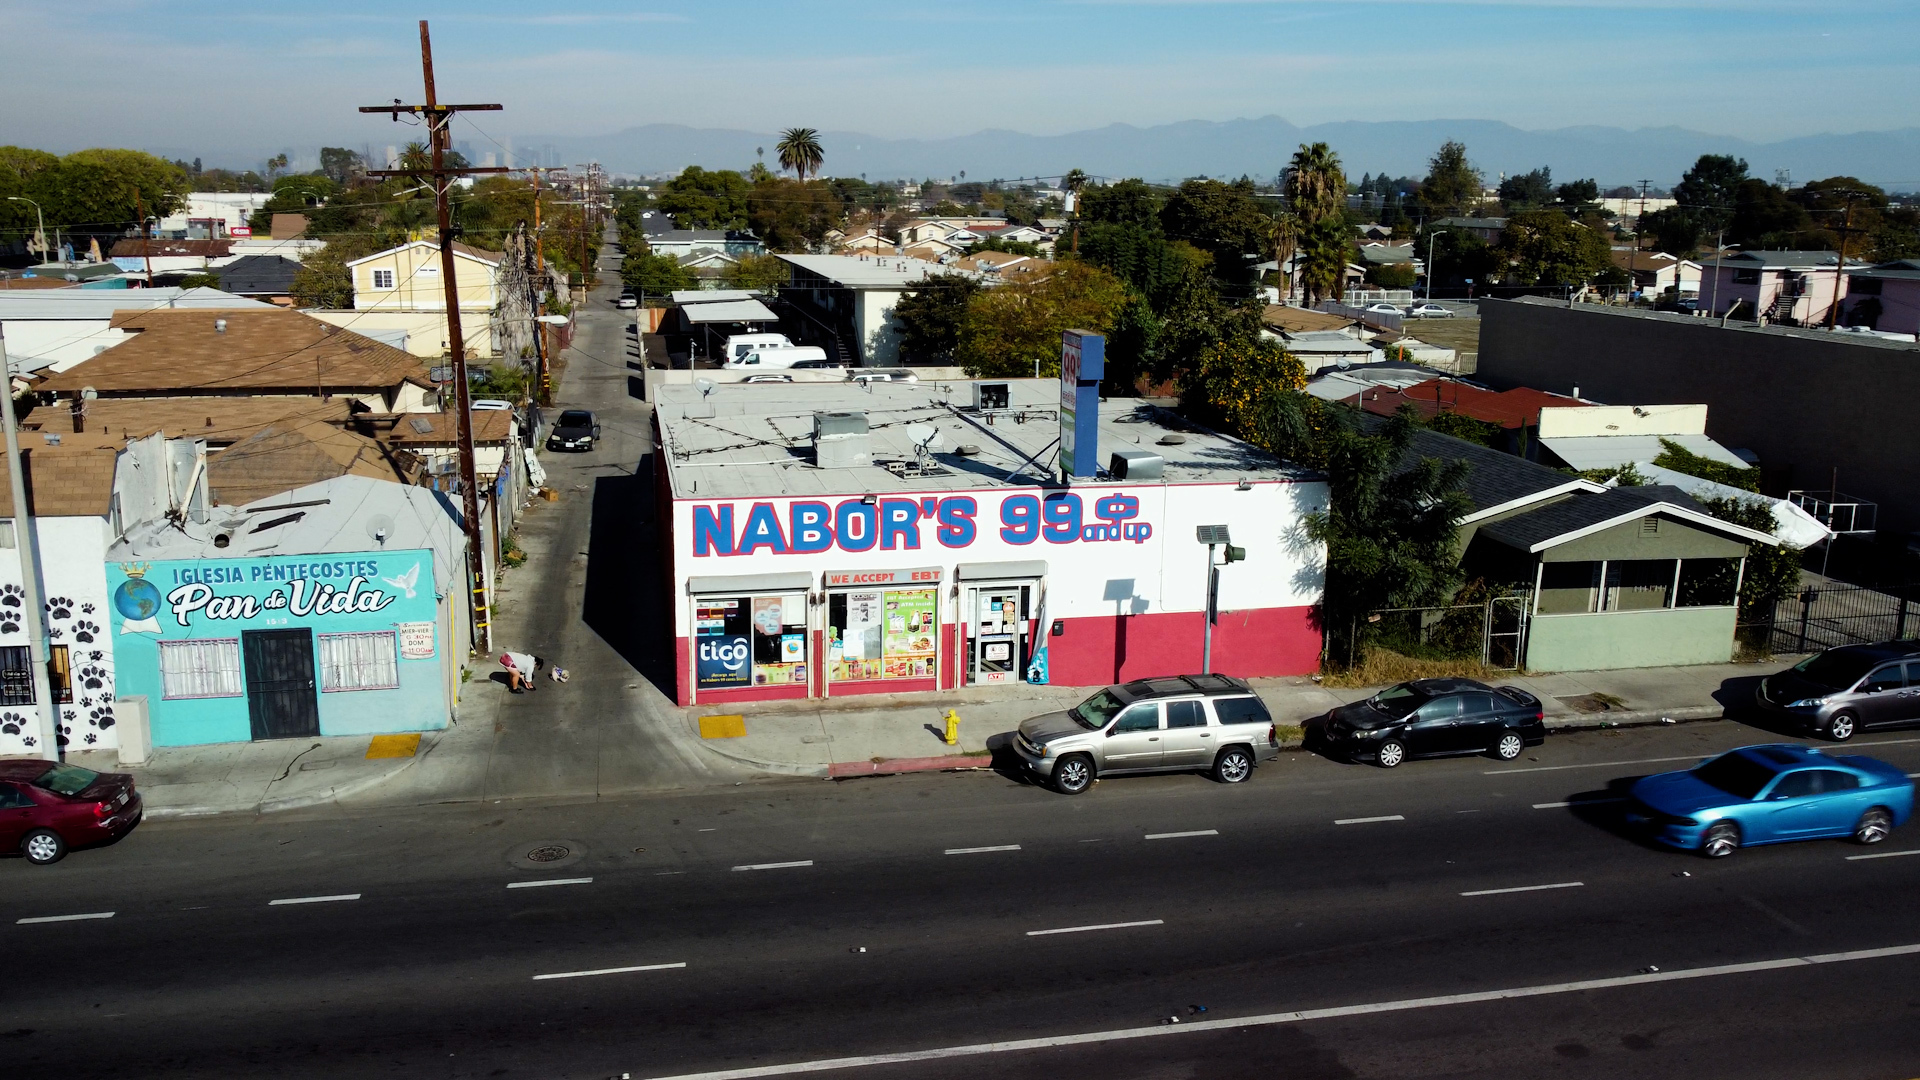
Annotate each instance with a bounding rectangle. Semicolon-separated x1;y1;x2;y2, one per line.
828;754;994;778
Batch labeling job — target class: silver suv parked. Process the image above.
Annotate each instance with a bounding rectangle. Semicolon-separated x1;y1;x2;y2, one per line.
1013;675;1280;794
1757;641;1920;741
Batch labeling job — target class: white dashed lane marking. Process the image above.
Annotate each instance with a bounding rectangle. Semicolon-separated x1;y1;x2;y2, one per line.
1027;919;1164;937
732;861;814;872
1335;815;1404;825
17;911;114;925
268;894;361;906
945;845;1021;855
532;962;687;981
1144;830;1219;840
508;877;593;889
1460;881;1585;897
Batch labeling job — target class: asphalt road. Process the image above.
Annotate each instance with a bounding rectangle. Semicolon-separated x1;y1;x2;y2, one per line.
6;721;1920;1079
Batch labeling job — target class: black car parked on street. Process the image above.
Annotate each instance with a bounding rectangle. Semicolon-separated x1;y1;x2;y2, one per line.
1319;677;1546;767
546;409;600;452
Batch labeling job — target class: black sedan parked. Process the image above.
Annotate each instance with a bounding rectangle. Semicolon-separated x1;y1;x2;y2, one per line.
1320;677;1546;767
546;409;600;452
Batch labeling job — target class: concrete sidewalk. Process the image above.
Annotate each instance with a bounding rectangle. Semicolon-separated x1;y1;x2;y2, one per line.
67;732;439;819
681;659;1788;779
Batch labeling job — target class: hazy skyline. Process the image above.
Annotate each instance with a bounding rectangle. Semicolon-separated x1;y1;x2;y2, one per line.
6;0;1916;168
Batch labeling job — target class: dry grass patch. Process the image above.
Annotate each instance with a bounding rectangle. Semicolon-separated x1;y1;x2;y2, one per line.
1322;647;1514;690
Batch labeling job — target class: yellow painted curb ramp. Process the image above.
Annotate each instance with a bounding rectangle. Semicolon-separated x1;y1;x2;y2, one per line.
366;733;421;759
699;715;747;739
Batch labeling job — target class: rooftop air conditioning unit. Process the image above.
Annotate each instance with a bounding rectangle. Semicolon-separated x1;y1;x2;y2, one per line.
1109;449;1164;481
973;382;1010;412
813;410;872;469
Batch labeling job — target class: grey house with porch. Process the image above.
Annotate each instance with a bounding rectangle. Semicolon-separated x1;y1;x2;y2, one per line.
1393;426;1778;671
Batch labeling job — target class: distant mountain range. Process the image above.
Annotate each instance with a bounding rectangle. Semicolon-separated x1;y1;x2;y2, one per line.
520;117;1920;190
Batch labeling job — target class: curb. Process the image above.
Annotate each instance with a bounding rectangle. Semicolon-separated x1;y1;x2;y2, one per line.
1544;705;1724;731
688;735;832;778
140;735;437;819
828;753;994;778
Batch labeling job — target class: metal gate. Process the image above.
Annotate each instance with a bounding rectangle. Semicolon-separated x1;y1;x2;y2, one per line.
1362;592;1531;671
243;629;320;740
1741;582;1917;655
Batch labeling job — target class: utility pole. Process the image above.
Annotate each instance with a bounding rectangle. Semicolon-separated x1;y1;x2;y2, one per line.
0;329;60;759
1825;192;1869;330
360;20;512;653
1632;179;1650;287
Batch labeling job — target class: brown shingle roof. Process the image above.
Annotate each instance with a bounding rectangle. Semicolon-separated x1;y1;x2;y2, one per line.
0;448;118;518
269;213;308;240
1263;305;1357;333
22;397;354;447
38;309;435;398
206;419;417;507
357;409;513;448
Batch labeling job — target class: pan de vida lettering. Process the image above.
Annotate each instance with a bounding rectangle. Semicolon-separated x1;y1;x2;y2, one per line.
162;574;400;629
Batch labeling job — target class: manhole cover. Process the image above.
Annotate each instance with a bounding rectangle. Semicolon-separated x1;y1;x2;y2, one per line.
526;844;571;863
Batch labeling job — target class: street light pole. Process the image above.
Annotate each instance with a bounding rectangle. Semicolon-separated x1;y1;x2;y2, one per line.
7;197;47;265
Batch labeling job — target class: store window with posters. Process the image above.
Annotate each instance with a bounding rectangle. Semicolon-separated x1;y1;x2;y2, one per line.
695;594;808;690
824;568;941;684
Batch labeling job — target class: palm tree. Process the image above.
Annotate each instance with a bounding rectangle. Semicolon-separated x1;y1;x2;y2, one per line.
398;142;431;174
1283;142;1345;229
1266;212;1299;300
776;128;824;182
1061;168;1088;254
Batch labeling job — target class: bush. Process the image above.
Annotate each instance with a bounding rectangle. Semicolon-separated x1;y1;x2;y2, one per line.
1364;262;1416;288
469;364;527;402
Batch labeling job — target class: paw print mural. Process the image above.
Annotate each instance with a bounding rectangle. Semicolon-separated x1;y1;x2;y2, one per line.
0;616;17;636
89;706;115;730
72;619;100;643
79;665;106;691
83;732;96;745
0;711;23;735
88;650;102;662
45;596;73;620
0;584;21;608
81;602;95;615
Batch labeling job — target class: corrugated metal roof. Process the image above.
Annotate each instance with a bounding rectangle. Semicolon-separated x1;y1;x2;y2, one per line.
656;378;1311;500
1540;433;1749;471
680;299;778;324
0;287;273;320
672;289;758;305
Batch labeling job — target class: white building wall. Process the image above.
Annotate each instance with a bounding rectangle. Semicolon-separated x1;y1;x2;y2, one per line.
0;515;118;757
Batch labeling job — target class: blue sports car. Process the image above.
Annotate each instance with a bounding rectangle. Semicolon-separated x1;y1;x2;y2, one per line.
1626;743;1914;858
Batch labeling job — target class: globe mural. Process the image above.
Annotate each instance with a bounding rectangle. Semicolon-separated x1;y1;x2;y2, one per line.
115;576;162;622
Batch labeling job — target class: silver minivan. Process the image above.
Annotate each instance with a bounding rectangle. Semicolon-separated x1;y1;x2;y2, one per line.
1013;675;1280;794
1757;641;1920;741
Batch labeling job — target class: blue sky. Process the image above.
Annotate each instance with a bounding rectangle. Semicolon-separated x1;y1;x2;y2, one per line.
6;0;1916;165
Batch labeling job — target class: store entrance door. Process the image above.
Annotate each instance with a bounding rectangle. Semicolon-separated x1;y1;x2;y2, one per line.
965;583;1034;686
242;628;320;740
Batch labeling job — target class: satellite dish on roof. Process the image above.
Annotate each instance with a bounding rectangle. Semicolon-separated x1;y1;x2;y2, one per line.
365;513;396;546
695;377;716;397
905;423;943;451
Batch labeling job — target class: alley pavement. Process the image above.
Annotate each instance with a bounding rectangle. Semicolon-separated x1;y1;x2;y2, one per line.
8;722;1920;1079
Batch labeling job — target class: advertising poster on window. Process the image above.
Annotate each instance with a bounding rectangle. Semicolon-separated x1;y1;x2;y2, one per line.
750;594;808;686
695;598;751;689
882;589;937;679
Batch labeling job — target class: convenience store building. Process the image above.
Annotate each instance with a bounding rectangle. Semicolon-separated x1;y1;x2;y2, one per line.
651;376;1328;707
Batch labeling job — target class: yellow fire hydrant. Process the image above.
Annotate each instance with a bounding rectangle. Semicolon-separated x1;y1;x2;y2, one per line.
943;709;960;746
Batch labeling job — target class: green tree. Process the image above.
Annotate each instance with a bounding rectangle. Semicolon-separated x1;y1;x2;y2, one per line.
1418;140;1483;219
893;272;983;364
955;260;1129;378
248;174;337;231
29;149;191;248
1645;154;1749;255
398;142;431;173
1285;143;1350;305
1651;438;1759;491
1728;177;1816;249
746;177;842;252
1159;177;1270;285
1497;167;1554;211
723;252;792;293
1180;335;1307;439
775;128;824;182
968;236;1044;257
1496;208;1613;287
620;248;698;295
1694;496;1800;625
1554;178;1600;213
319;147;362;185
1076;224;1207;309
1364;261;1417;288
656;166;751;230
1076;178;1164;229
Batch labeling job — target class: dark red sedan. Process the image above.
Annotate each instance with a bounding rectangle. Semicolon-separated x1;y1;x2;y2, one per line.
0;759;142;865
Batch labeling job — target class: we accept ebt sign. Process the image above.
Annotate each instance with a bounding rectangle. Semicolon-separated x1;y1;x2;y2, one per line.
108;551;437;635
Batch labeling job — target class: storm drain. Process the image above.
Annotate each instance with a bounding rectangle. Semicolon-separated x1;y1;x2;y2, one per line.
526;844;571;863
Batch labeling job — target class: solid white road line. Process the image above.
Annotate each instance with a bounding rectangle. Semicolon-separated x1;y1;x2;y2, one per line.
508;877;594;889
17;911;114;924
1026;919;1165;937
1846;848;1920;862
945;845;1021;855
1533;798;1623;809
635;943;1920;1080
532;962;687;981
1334;815;1404;825
731;861;814;872
1143;830;1219;840
268;894;361;906
1460;881;1585;897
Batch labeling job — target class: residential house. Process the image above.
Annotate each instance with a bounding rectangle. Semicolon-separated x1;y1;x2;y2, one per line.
1431;217;1508;244
351;408;520;492
1609;249;1701;300
216;255;302;305
775;254;983;366
39;308;440;414
1261;305;1379;373
0;445;129;757
1386;422;1778;671
1357;377;1583;458
0;287;275;377
645;230;765;261
970;224;1054;253
108;238;234;276
897;217;1005;247
1304;359;1441;403
1697;250;1846;325
23;397;354;450
206;419;419;506
1839;259;1920;335
953;251;1047;280
347;239;500;314
836;229;893;254
158;192;272;239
